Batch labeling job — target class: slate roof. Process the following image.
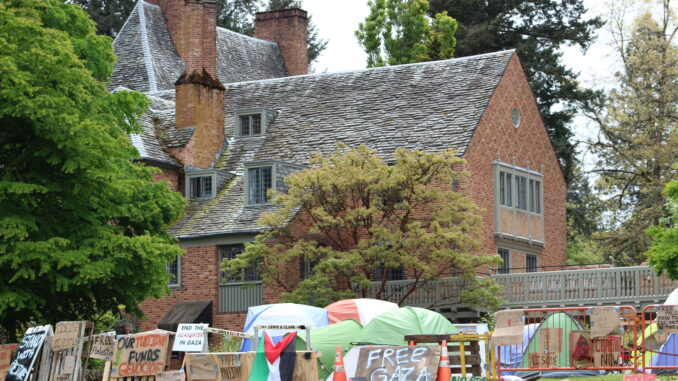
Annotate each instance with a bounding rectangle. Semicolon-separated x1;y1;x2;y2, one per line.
166;50;515;238
110;1;287;92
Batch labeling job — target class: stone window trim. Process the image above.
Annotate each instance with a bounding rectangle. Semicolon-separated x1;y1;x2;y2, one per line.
167;255;181;287
234;109;274;138
243;160;305;206
186;171;217;200
494;161;544;217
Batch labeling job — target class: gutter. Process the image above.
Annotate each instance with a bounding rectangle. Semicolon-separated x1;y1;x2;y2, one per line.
175;229;266;240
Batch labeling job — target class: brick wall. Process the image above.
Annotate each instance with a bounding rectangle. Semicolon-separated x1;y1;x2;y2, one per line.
462;54;568;270
151;167;181;193
255;9;308;76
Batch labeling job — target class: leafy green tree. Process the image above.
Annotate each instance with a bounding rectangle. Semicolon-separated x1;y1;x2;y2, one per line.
68;0;136;37
222;145;502;308
356;0;458;67
584;1;678;265
428;0;604;184
647;163;678;278
0;0;185;338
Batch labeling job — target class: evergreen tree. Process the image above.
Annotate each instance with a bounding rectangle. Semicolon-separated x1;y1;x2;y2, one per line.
428;0;604;184
356;0;458;67
647;163;678;278
222;145;502;308
0;0;185;337
585;1;678;265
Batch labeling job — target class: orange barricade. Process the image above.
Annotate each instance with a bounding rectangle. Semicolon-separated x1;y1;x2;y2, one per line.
641;304;678;374
494;306;639;377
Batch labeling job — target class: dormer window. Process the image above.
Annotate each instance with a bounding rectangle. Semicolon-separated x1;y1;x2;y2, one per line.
240;114;262;136
188;174;214;199
247;166;272;204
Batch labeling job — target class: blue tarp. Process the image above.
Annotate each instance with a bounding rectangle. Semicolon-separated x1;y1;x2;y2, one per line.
240;303;329;351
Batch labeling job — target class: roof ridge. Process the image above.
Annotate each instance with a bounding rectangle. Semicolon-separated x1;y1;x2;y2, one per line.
224;50;516;87
137;0;158;91
216;26;278;46
113;1;141;45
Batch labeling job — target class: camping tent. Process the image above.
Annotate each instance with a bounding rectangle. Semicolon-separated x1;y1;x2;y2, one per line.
325;299;398;325
515;312;599;378
354;306;459;345
636;323;668;367
296;319;363;379
497;323;539;370
240;303;329;351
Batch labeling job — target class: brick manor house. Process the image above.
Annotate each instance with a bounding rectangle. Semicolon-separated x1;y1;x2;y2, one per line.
110;0;567;331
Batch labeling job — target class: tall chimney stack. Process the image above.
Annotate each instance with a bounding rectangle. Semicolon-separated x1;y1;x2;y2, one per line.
255;9;309;76
151;0;225;169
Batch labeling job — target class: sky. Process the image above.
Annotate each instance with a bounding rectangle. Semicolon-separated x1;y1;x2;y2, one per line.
299;0;622;167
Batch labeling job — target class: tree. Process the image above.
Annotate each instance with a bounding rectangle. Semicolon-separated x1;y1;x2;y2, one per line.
427;0;604;184
566;167;604;264
356;0;458;67
222;145;502;308
584;0;678;265
71;0;327;66
0;0;186;338
647;163;678;278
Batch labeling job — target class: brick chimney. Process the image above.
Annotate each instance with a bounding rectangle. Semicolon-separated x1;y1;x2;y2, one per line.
150;0;225;169
255;9;309;76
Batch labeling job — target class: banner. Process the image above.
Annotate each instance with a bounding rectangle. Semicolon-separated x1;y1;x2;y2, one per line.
590;307;620;338
172;324;208;353
89;332;116;360
52;322;83;352
111;331;169;378
492;310;524;346
354;346;440;381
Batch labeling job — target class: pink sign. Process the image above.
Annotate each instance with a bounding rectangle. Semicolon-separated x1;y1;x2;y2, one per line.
624;375;656;381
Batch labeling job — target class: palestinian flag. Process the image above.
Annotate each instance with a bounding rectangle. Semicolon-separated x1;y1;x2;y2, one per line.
247;331;297;381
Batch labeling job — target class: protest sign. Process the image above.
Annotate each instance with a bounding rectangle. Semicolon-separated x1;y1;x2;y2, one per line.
592;336;622;368
51;322;83;352
187;354;218;380
157;370;186;381
6;327;48;381
656;305;678;334
538;328;562;353
354;346;440;381
590;307;621;338
0;344;18;381
89;332;116;360
569;330;592;369
172;324;208;353
492;310;524;346
110;331;170;378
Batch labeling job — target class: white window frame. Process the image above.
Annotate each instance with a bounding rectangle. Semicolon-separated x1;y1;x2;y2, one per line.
245;163;276;205
167;255;181;286
235;110;267;137
186;172;216;200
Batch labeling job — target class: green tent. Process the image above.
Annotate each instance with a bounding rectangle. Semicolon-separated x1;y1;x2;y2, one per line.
519;312;584;369
296;319;363;379
354;306;459;345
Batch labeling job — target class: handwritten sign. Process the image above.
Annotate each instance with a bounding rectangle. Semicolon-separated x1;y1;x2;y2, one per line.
89;332;116;360
0;344;18;381
51;322;83;352
111;331;169;378
6;328;48;381
157;370;186;381
188;354;218;380
570;330;592;369
538;328;562;353
172;324;208;353
592;336;621;368
591;307;620;338
492;310;524;346
656;305;678;334
354;346;440;381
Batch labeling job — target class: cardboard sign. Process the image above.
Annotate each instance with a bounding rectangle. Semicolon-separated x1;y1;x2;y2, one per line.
51;322;83;352
590;307;620;338
0;344;18;381
592;336;621;368
492;310;524;346
354;346;440;381
172;324;208;353
186;352;316;381
570;330;593;369
656;305;678;334
89;332;116;360
538;328;562;353
110;331;169;378
624;375;656;381
60;356;75;375
187;354;218;380
6;328;48;381
157;370;186;381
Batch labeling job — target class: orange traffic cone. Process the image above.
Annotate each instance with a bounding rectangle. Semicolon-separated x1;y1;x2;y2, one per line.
409;341;415;346
333;346;347;381
438;340;451;381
